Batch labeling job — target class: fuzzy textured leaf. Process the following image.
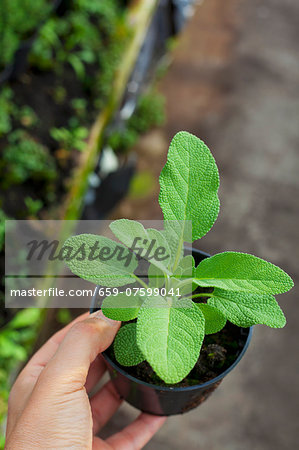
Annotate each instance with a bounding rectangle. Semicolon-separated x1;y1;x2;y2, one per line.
173;254;195;278
114;323;144;366
147;264;165;288
208;289;286;328
161;221;186;271
64;234;138;287
159;131;220;242
196;303;227;334
194;252;294;295
137;295;205;384
110;219;171;273
102;293;143;321
170;255;196;295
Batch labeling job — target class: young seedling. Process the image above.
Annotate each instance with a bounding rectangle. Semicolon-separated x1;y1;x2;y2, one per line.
64;131;293;384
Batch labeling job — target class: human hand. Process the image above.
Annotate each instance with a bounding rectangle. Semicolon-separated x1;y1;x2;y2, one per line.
5;311;166;449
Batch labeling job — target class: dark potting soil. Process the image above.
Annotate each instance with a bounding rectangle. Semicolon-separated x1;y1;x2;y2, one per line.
106;321;249;388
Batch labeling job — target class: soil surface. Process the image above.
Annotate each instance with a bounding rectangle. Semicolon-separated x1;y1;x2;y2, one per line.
100;0;299;448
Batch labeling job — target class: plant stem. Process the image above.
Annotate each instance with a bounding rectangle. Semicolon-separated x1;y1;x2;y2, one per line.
132;274;148;289
172;235;183;273
165;274;170;290
174;278;193;290
188;292;213;300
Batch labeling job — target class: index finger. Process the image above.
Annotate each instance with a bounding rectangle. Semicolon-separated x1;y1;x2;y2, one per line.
21;312;90;383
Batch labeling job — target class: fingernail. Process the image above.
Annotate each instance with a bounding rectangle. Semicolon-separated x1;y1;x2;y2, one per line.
89;309;119;326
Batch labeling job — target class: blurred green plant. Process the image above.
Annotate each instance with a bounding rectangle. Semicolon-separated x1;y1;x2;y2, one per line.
0;87;38;137
107;90;165;153
24;197;43;217
0;87;14;136
1;130;56;185
17;106;38;128
52;86;67;105
0;0;51;68
0;308;44;442
56;308;72;325
129;90;165;134
0;209;8;251
128;171;155;199
30;0;128;108
108;128;138;154
71;98;88;118
50;119;89;152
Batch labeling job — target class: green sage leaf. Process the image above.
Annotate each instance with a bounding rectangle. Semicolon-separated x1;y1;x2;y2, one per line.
173;254;195;278
114;323;145;366
194;252;294;295
137;295;205;384
161;221;186;271
208;289;286;328
195;303;226;334
64;234;138;287
102;293;143;321
110;219;171;273
170;256;195;295
147;263;165;288
159;131;220;242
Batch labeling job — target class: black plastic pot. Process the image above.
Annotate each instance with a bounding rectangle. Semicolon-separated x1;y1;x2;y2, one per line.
90;248;253;416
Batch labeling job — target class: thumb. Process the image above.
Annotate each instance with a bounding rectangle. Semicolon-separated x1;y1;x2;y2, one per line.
37;311;120;391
